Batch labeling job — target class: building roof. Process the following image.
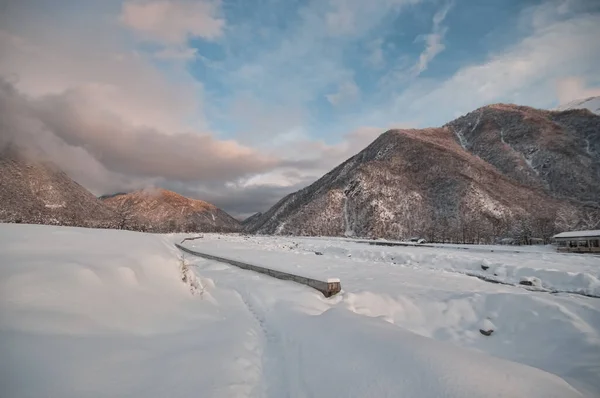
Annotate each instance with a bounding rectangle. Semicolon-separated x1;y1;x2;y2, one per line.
553;230;600;239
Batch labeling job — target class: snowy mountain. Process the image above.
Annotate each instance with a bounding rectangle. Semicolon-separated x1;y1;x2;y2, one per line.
0;146;117;227
101;188;241;233
555;96;600;115
247;104;600;241
446;104;600;205
0;146;241;232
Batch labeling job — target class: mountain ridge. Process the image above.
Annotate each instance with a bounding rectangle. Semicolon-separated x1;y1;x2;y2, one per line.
246;104;599;242
101;188;241;233
0;146;241;232
555;96;600;115
0;146;118;227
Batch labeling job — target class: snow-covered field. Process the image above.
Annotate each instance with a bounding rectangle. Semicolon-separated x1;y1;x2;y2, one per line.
1;225;600;397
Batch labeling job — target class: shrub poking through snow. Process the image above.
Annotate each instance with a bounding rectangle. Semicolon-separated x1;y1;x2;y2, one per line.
179;255;203;296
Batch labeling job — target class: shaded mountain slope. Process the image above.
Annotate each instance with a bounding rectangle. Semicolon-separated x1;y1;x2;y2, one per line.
247;127;567;241
0;147;117;227
445;104;600;206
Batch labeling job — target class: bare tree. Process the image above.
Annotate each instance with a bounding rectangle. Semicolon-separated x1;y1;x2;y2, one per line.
115;198;136;230
532;208;558;244
579;208;600;230
555;206;580;232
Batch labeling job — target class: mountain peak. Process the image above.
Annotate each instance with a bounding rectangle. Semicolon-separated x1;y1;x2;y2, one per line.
247;103;599;241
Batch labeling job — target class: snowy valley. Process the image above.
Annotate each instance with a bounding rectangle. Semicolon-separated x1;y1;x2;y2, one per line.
2;0;600;396
1;224;599;397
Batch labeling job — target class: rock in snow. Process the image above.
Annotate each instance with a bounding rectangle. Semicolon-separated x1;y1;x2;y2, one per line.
479;318;496;336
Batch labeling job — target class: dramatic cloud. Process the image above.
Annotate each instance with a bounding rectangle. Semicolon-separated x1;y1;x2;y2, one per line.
120;0;224;44
0;26;203;133
1;0;598;217
168;180;314;220
0;2;282;214
0;79;279;188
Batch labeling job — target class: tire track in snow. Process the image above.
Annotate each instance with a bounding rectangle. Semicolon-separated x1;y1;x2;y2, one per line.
194;255;315;398
235;288;315;398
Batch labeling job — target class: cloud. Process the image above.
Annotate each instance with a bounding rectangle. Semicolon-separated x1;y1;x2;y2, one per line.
391;1;600;124
0;78;279;186
556;77;600;104
0;2;282;212
367;38;385;68
154;46;198;60
5;0;596;217
227;92;307;145
120;0;224;44
411;1;452;76
0;23;204;134
168;180;314;219
324;0;422;36
326;80;361;106
258;127;389;179
0;0;411;216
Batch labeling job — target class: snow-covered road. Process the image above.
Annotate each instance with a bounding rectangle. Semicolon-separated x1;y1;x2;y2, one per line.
1;225;599;397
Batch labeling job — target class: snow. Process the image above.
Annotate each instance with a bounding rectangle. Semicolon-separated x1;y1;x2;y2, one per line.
275;221;286;234
44;203;65;209
554;230;600;239
343;192;354;237
524;155;539;175
2;225;600;397
454;128;468;149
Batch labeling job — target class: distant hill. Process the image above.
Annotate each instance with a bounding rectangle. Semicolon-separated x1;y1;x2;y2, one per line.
246;104;600;243
0;146;117;227
242;212;262;227
556;96;600;115
101;188;241;233
0;146;241;233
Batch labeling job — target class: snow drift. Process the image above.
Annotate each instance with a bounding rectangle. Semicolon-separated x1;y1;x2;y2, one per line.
1;225;598;397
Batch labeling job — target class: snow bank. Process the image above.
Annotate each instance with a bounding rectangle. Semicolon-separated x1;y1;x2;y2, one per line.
182;234;600;396
277;307;582;398
0;225;264;398
228;235;600;297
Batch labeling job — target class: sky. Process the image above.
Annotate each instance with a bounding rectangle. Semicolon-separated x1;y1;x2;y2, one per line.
1;0;599;219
